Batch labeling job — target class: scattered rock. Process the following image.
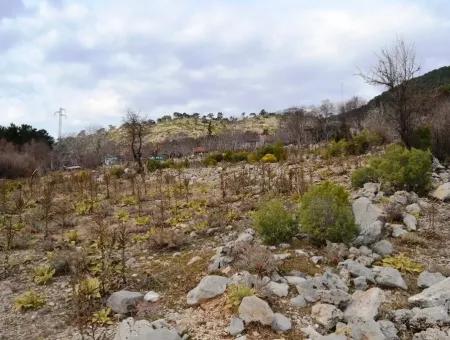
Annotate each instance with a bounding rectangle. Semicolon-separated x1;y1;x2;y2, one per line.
403;213;417;231
408;277;450;308
412;328;450;340
430;182;450;201
338;259;375;283
186;275;229;305
274;253;291;261
238;296;274;326
114;317;181;340
290;294;307;308
406;203;421;215
353;276;368;290
372;240;393;257
228;316;245;336
391;224;408;238
311;256;324;264
144;291;160;302
107;290;144;314
187;256;202;265
312;303;343;330
344;287;384;322
417;271;446;289
271;312;292;332
373;266;408;290
284;275;306;285
378;319;399;340
266;281;289;297
349;319;385;340
319;289;351;307
409;306;450;329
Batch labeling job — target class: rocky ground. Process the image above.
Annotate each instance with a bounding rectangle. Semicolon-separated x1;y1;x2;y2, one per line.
1;152;450;340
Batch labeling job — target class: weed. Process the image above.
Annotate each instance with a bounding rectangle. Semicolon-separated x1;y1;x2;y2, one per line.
15;291;46;311
34;265;56;285
380;254;424;273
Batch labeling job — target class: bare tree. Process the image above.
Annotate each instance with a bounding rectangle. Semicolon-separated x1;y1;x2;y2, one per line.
282;108;309;146
359;39;422;148
123;111;147;173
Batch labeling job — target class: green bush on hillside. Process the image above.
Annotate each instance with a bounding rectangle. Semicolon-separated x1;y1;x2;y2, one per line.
351;144;432;194
261;153;278;163
255;142;286;162
299;181;357;244
321;130;384;159
252;198;298;245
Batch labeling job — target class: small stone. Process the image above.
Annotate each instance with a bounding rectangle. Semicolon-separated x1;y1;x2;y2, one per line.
284;276;306;285
186;275;229;305
409;306;450;329
238;296;274;326
290;294;307;308
144;291;160;302
373;266;408;290
311;256;324;264
353;276;368;290
187;256;202;265
274;253;291;261
107;291;144;314
312;303;343;330
228;317;244;336
271;313;292;332
391;225;408;238
378;319;398;339
266;281;289;297
430;182;450;201
295;249;308;256
406;203;421;215
403;213;417;231
372;240;393;257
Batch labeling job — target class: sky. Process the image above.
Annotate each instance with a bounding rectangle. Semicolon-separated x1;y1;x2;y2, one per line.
0;0;449;137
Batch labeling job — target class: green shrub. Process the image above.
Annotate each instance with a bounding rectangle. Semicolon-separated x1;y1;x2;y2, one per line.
299;181;357;244
64;229;80;244
15;291;46;311
252;198;297;244
110;166;124;178
351;167;378;188
321;130;384;158
255;142;286;161
351;144;432;194
33;265;55;285
410;126;432;150
227;285;254;311
260;153;278;163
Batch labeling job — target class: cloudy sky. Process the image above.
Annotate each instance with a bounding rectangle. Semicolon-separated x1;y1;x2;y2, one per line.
0;0;449;136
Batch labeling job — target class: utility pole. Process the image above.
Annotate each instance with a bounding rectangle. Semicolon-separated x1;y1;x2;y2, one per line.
54;107;66;141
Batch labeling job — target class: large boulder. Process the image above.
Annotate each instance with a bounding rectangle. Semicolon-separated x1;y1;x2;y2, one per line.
373;266;408;290
107;291;144;314
114;317;181;340
344;287;384;322
352;197;384;246
409;306;450;329
417;271;446;289
311;303;343;330
238;296;274;325
186;275;229;305
431;182;450;201
403;213;417;231
408;277;450;308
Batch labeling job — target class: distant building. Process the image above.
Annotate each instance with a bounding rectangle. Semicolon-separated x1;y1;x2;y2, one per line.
104;156;120;166
193;146;207;154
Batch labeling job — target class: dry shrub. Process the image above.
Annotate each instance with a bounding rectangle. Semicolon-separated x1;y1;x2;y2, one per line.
233;243;278;277
149;228;186;250
399;233;428;247
385;202;404;223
